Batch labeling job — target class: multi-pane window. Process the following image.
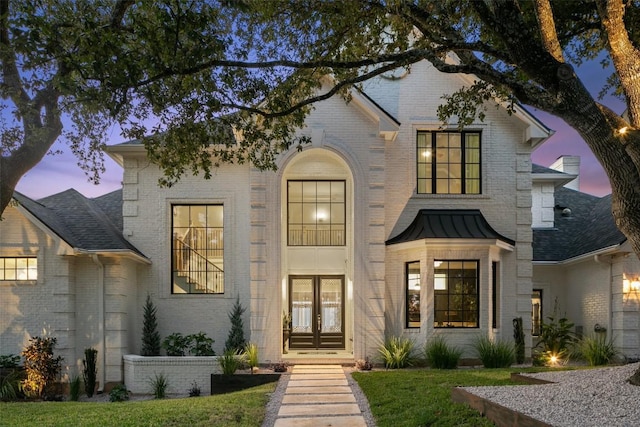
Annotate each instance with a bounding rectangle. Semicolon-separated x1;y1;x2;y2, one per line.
0;257;37;281
406;261;421;328
434;260;479;328
172;205;224;294
417;131;481;194
288;180;346;246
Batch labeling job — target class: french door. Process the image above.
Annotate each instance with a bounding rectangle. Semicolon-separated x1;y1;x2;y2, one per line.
289;275;345;350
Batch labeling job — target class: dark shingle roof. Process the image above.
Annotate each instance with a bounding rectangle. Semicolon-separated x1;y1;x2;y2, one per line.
386;209;515;246
533;187;625;261
532;164;564;174
12;189;145;257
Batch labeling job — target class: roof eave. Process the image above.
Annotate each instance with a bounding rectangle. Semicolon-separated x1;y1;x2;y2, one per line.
387;238;514;251
105;143;146;167
532;172;578;187
73;249;151;265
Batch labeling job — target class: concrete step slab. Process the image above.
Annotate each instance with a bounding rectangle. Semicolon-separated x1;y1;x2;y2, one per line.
287;379;348;387
290;373;346;380
274;415;366;427
282;393;356;404
292;367;344;374
278;403;361;417
285;385;352;394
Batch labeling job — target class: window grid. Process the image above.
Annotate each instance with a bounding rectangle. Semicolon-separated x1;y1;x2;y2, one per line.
417;131;481;194
0;257;37;281
434;260;479;328
171;205;224;294
287;180;346;246
406;261;421;328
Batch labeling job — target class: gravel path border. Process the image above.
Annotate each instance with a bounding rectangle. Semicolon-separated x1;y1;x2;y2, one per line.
463;362;640;427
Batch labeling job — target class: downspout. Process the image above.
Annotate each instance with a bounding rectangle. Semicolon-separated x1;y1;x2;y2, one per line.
91;254;106;392
594;254;613;338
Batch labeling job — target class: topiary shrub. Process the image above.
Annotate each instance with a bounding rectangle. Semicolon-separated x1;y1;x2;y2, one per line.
513;317;525;364
83;348;98;398
224;296;246;353
141;294;161;356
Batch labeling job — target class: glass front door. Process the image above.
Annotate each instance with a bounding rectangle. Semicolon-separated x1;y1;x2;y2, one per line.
289;275;345;350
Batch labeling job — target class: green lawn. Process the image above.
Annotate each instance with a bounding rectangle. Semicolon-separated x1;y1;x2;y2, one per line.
353;367;553;427
0;383;276;427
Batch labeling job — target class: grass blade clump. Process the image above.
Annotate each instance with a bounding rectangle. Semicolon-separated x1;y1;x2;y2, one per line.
473;335;515;368
424;335;462;369
378;336;415;369
574;334;619;366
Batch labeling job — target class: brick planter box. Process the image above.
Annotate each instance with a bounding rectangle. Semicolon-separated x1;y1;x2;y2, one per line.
123;355;220;395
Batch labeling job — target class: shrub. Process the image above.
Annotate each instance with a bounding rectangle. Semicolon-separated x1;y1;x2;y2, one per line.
20;336;63;399
224;296;247;353
83;348;98;398
0;370;20;401
533;315;577;366
219;349;242;375
0;354;20;369
355;358;373;371
69;375;81;401
513;317;525;364
272;361;288;373
188;381;201;397
149;373;168;399
162;333;193;356
190;332;215;356
473;335;515;368
141;294;161;356
424;336;462;369
378;336;416;369
574;334;619;366
244;343;259;374
109;383;130;402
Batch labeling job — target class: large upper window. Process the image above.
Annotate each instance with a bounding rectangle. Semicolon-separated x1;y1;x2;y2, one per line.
434;260;479;328
417;131;481;194
287;180;345;246
0;257;37;281
172;205;224;294
406;261;421;328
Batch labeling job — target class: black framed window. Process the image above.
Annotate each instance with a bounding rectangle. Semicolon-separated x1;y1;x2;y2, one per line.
287;180;346;246
417;131;481;194
532;289;542;336
406;261;421;328
172;205;224;294
0;257;37;281
434;260;479;328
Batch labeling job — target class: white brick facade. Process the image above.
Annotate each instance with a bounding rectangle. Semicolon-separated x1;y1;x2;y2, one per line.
22;59;640;390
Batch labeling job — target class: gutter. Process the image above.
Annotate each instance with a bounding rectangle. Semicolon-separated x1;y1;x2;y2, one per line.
90;254;106;393
532;244;622;266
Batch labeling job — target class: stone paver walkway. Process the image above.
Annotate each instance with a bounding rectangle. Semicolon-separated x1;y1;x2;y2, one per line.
273;364;367;427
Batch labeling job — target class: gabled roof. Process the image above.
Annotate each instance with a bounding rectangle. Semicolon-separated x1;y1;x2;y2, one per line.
386;209;515;246
533;187;625;262
12;189;148;261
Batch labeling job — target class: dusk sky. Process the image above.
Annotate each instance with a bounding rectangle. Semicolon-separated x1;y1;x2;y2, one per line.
14;57;625;200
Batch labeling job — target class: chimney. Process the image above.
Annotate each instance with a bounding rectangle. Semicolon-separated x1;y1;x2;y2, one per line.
550;155;580;191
